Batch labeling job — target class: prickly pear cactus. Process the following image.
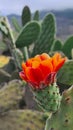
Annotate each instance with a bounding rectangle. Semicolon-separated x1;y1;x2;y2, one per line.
0;110;45;130
15;21;41;48
32;13;55;56
33;83;62;113
51;39;62;51
0;80;24;114
33;10;39;21
62;36;73;58
57;60;73;88
22;6;31;26
45;86;73;130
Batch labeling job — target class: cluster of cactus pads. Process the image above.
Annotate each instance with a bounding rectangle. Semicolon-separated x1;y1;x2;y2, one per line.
0;5;73;130
0;80;47;130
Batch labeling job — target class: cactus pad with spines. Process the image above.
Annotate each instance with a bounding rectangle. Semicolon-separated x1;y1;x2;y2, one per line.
32;13;55;56
45;86;73;130
22;6;31;26
0;110;45;130
0;80;24;114
15;21;41;48
57;60;73;88
33;83;62;113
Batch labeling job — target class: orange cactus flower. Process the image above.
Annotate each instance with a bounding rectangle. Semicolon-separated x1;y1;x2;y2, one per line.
19;53;66;89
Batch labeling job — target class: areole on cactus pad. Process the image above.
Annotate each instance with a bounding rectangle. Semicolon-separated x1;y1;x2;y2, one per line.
19;53;66;112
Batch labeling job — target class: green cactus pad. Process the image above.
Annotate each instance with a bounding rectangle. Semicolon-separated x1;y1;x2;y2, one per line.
62;36;73;58
15;21;41;48
33;10;39;21
57;60;73;88
0;80;24;114
33;83;61;113
45;86;73;130
22;6;31;26
32;13;55;56
0;110;45;130
51;39;62;51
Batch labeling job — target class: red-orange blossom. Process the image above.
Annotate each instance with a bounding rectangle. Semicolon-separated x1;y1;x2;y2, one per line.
19;53;66;89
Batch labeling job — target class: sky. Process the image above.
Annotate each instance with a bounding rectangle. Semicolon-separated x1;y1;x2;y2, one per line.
0;0;73;15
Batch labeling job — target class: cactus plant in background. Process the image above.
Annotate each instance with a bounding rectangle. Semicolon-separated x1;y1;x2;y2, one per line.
0;80;24;114
0;110;46;130
62;36;73;59
57;60;73;90
31;14;55;56
22;6;31;26
33;10;40;21
15;21;41;48
51;39;62;52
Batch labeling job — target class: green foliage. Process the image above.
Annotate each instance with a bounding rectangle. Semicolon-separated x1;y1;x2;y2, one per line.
11;17;21;32
22;6;31;26
57;60;73;88
33;10;39;21
45;86;73;130
15;21;41;48
32;14;55;56
62;36;73;58
33;83;61;113
51;39;62;51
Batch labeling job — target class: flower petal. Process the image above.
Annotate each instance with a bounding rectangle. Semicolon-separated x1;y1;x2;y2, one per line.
19;71;27;81
40;59;53;79
40;53;50;60
55;58;66;71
